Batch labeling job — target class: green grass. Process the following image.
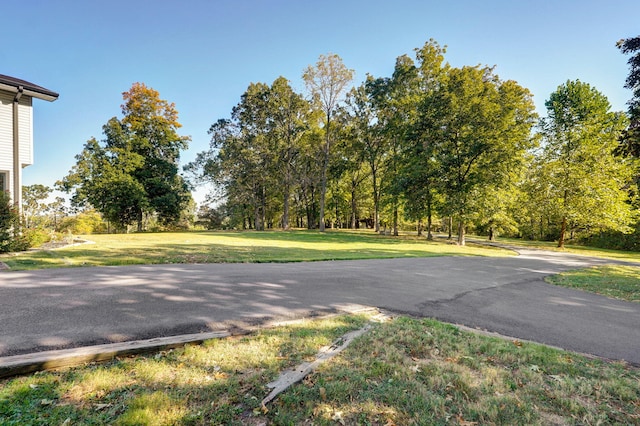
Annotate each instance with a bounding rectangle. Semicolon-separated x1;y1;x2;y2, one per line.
546;265;640;302
0;230;513;271
1;315;638;425
490;236;640;263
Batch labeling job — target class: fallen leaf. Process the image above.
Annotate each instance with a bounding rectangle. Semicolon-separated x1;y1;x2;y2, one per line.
40;399;55;406
213;371;229;379
332;411;346;425
513;340;523;347
384;419;396;426
456;414;478;425
29;384;39;390
410;364;421;373
319;387;327;401
94;403;112;411
529;364;541;372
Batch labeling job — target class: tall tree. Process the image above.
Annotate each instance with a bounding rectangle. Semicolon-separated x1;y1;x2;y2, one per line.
395;40;448;240
264;77;312;229
303;53;354;231
22;184;52;228
617;36;640;156
59;83;192;231
187;78;313;230
431;66;537;245
539;80;633;247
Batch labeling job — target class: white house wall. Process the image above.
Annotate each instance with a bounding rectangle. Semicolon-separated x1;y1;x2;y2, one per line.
0;92;12;172
0;90;34;202
19;96;33;166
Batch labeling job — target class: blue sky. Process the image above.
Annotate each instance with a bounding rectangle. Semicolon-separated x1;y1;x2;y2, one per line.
3;0;639;205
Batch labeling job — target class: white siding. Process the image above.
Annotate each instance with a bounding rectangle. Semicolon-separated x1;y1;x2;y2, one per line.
0;92;12;171
19;96;33;166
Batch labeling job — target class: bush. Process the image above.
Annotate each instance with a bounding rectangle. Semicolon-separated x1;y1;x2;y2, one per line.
0;191;21;253
58;210;108;234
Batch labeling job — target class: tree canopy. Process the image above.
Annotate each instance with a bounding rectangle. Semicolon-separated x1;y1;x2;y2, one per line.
184;39;636;248
58;83;192;231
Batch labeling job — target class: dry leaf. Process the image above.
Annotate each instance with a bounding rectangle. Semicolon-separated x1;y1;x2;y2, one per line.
332;411;345;425
384;419;396;426
456;414;478;425
319;387;327;401
512;340;523;347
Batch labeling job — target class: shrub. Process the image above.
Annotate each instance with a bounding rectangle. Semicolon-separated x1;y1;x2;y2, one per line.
0;191;21;253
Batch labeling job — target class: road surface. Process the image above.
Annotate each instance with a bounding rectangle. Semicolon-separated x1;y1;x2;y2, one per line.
1;248;639;364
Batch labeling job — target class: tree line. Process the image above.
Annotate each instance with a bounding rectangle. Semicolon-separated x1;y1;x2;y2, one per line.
5;37;639;252
186;39;639;247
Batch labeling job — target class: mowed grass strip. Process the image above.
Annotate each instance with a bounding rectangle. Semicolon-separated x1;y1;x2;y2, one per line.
1;315;638;425
494;236;640;263
0;230;513;271
546;265;640;302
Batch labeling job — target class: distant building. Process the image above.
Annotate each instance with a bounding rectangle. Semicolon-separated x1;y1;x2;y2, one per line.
0;74;58;211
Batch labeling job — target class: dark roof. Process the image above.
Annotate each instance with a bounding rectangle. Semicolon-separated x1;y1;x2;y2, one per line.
0;74;59;101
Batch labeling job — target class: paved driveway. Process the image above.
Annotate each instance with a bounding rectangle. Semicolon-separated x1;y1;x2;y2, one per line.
1;248;639;364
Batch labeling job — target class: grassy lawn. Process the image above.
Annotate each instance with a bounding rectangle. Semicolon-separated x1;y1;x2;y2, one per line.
489;236;640;263
1;314;638;425
0;230;513;271
546;265;640;303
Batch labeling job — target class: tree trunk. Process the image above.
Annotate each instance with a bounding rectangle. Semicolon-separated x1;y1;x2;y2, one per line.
426;194;433;241
489;226;495;241
448;217;453;240
319;115;331;232
417;218;423;237
372;170;380;233
282;183;290;230
350;188;357;229
558;216;567;248
393;200;399;237
457;220;465;246
136;208;143;232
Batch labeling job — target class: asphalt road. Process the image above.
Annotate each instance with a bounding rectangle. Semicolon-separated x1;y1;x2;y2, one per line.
1;248;639;364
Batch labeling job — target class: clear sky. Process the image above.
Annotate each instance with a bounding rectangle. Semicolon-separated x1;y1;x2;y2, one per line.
2;0;639;205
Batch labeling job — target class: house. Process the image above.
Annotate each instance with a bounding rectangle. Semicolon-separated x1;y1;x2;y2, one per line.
0;74;58;211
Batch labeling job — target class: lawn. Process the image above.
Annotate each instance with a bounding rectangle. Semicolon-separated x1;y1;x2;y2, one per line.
1;314;638;425
489;236;640;263
546;265;640;303
0;230;513;271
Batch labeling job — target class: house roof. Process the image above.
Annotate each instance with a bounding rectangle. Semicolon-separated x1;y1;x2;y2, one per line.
0;74;59;102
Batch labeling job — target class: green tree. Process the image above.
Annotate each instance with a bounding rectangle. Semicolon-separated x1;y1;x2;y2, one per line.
0;191;20;252
188;78;314;230
59;83;192;231
430;66;537;245
47;196;67;231
394;40;448;240
22;184;52;228
264;77;312;229
349;81;389;232
303;53;354;231
539;80;633;247
617;36;640;156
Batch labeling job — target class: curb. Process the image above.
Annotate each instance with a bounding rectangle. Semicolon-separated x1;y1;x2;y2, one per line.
0;331;230;379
